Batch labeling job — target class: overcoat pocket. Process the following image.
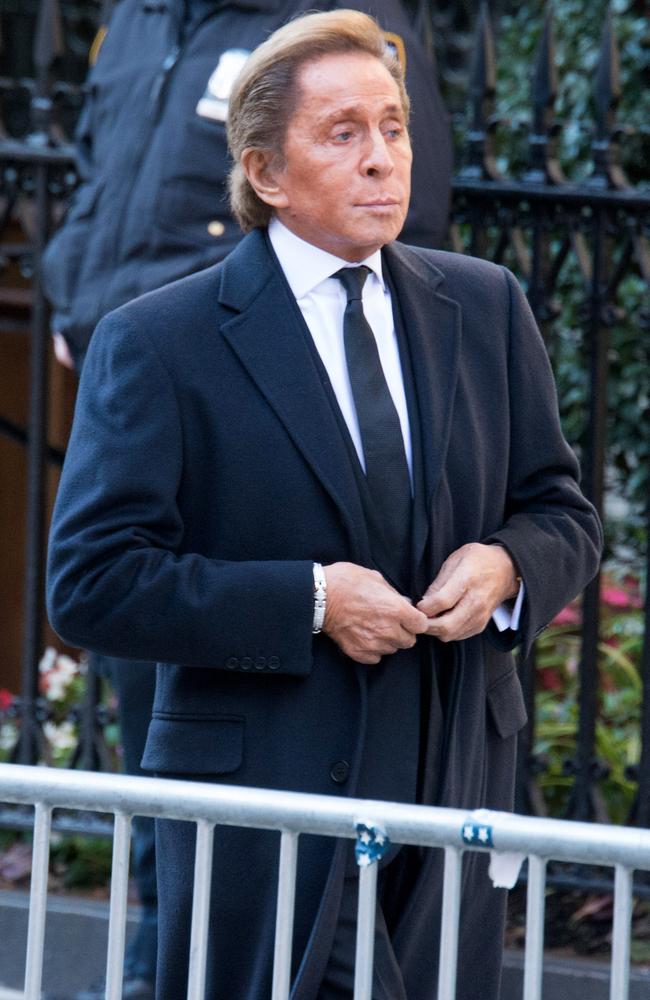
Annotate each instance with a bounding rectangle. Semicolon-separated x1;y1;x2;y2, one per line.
141;715;245;775
486;669;528;740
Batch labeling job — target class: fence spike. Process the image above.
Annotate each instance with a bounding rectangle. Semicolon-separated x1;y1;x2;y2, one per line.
594;8;620;139
525;3;565;185
589;6;628;189
531;3;557;134
33;0;65;75
460;1;500;180
30;0;65;142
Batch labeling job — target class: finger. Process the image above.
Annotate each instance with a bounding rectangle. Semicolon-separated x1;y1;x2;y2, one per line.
424;600;487;643
418;575;466;618
395;626;418;649
399;603;429;635
347;647;382;665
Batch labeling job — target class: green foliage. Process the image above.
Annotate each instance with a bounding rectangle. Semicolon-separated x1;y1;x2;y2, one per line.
534;583;644;822
495;0;650;183
50;835;113;890
489;1;650;563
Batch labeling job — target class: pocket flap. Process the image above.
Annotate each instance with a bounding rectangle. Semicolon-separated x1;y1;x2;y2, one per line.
141;715;244;775
487;670;528;740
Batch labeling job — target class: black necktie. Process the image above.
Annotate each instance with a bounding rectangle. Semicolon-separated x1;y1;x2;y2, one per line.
335;266;412;554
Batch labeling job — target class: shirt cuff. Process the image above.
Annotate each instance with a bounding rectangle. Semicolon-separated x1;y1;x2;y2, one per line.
491;581;525;633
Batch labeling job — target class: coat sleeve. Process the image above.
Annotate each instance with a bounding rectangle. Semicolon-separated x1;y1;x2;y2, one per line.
46;311;315;676
482;266;603;657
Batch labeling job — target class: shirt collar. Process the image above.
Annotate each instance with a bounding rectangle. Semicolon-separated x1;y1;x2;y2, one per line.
268;218;385;299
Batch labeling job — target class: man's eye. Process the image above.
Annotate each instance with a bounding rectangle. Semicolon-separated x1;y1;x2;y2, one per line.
333;130;353;142
384;126;403;139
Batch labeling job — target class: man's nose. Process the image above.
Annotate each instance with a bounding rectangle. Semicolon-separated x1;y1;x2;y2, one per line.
361;130;394;176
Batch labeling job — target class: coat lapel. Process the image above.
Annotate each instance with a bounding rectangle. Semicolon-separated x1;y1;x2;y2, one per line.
382;243;462;573
217;230;372;563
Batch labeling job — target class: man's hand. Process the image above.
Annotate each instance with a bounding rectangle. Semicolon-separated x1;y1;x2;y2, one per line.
323;562;429;665
417;543;519;643
53;333;75;370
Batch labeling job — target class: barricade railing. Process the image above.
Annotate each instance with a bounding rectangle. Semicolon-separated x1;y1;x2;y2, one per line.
1;763;649;1000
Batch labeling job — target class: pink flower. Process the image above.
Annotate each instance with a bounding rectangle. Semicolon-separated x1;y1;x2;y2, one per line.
539;668;563;691
552;604;581;626
601;585;642;609
0;689;13;712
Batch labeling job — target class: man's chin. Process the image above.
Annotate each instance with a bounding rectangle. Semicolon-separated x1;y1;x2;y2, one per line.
351;212;407;251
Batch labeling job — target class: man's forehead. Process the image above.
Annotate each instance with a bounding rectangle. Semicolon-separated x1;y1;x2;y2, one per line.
294;53;403;114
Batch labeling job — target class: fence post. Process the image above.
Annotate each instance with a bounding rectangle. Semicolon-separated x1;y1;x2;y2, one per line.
23;802;52;1000
187;819;215;1000
436;847;463;1000
271;831;299;1000
567;7;629;823
17;0;64;767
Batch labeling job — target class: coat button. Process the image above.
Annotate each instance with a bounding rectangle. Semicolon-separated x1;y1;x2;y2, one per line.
329;760;350;784
241;656;253;670
268;656;280;671
207;219;225;237
226;656;238;670
255;656;266;670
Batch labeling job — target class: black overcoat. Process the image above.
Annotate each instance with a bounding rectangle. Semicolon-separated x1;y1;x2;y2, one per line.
47;230;602;999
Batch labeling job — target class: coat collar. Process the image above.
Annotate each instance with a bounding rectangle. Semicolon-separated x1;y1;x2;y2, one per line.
217;230;462;567
217;229;373;564
381;241;462;512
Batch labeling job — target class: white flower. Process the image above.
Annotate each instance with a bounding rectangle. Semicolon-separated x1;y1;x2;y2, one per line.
0;722;17;752
43;720;77;752
39;647;57;674
43;671;69;702
54;654;79;684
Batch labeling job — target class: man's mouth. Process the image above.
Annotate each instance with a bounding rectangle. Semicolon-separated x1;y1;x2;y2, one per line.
358;198;400;207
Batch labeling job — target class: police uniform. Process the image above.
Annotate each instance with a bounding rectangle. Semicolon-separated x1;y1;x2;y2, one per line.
42;2;452;996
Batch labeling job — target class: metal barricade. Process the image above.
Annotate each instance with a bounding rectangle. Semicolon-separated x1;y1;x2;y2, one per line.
1;762;649;1000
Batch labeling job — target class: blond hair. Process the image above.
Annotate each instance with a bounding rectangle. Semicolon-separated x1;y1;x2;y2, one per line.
226;9;410;232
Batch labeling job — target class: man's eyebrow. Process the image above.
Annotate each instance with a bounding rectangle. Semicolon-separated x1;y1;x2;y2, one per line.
317;102;404;125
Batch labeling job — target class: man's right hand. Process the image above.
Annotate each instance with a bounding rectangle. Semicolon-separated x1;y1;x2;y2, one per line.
322;562;428;665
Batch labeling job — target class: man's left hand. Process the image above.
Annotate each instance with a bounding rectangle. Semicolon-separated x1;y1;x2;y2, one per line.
417;543;519;642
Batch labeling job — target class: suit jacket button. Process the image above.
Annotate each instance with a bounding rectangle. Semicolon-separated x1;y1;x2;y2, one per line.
255;656;266;670
226;656;238;670
241;656;253;671
330;760;350;784
268;656;280;671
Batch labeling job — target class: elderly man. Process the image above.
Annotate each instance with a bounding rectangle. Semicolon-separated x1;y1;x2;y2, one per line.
47;10;602;999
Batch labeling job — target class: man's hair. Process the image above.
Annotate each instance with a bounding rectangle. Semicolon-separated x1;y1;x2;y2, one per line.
226;9;410;232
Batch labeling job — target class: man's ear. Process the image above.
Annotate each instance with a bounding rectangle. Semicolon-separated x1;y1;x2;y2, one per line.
240;148;289;209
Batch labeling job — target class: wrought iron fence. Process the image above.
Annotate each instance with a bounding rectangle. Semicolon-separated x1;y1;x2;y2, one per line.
0;0;648;852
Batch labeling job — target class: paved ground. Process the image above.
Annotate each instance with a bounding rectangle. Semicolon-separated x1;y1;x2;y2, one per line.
0;889;140;997
2;887;650;998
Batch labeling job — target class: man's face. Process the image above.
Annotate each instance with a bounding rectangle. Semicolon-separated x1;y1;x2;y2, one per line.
272;51;412;262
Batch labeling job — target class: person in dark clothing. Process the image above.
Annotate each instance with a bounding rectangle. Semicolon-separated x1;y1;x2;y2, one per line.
43;2;453;997
47;10;601;999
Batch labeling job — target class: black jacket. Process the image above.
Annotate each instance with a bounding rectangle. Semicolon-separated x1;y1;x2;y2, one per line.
47;232;602;998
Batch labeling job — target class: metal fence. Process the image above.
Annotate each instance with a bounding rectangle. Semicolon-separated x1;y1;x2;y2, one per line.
0;0;648;843
1;762;649;1000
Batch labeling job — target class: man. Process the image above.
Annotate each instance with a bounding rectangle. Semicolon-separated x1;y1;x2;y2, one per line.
43;4;451;995
47;10;602;999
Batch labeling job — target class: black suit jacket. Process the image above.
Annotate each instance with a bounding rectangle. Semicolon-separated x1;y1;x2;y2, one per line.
47;230;601;999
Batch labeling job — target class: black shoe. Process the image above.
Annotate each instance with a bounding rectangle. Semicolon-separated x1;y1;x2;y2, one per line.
45;972;155;1000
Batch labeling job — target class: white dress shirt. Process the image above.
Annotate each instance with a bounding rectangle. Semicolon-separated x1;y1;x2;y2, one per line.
268;218;523;631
